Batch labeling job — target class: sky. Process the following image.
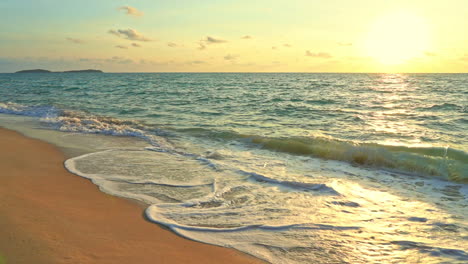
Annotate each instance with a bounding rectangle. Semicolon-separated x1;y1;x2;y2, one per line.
0;0;467;72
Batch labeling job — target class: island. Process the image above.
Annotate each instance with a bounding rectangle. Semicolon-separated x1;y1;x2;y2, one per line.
15;69;103;73
15;69;52;73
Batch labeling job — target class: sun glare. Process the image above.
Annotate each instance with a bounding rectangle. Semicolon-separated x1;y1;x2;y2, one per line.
365;11;430;65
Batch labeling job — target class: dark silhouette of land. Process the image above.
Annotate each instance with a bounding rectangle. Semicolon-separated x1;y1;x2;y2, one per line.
15;69;52;73
15;69;103;73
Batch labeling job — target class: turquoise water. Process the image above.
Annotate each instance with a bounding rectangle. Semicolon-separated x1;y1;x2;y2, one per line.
1;73;467;263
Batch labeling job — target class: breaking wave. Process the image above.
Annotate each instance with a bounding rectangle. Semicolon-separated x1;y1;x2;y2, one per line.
181;128;468;182
1;102;467;182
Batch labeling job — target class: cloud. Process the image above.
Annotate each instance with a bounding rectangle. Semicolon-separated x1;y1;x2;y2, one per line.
115;45;128;49
224;54;239;60
205;36;227;44
167;42;178;47
131;43;141;47
196;36;227;50
66;37;84;44
283;44;292;47
237;62;256;67
188;60;206;65
138;59;172;66
107;56;133;64
197;42;206;50
108;28;152;42
424;51;436;56
305;51;332;58
118;6;143;17
337;42;352;46
241;35;252;39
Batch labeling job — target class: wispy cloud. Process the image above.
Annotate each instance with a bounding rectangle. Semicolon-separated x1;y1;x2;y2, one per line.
131;43;141;47
188;60;206;65
197;42;206;50
224;54;239;60
205;36;227;44
167;42;178;47
109;28;152;42
115;45;128;49
118;6;143;17
66;37;84;44
196;36;227;50
337;42;352;46
107;56;133;64
139;59;173;66
305;51;332;58
241;35;252;39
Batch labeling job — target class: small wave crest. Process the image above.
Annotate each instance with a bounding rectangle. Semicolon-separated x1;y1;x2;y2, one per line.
146;204;359;233
64;150;215;187
391;241;468;261
421;103;466;112
0;102;60;117
0;102;171;149
239;170;340;194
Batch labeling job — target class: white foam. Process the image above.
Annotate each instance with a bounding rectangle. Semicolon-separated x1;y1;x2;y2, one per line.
0;102;60;117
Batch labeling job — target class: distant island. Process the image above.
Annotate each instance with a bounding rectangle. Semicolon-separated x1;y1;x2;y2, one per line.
15;69;52;73
15;69;103;73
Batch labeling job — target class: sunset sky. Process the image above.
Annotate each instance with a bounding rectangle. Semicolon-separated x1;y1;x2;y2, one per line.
1;0;467;72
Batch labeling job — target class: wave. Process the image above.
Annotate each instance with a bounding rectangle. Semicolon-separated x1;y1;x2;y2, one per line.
238;170;340;194
0;102;171;149
420;103;466;112
2;102;467;182
304;99;336;105
180;128;468;182
0;102;60;117
252;136;467;182
146;204;360;233
64;150;214;188
391;241;468;261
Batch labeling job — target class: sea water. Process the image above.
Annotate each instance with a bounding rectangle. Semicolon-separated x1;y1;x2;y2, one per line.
0;73;467;263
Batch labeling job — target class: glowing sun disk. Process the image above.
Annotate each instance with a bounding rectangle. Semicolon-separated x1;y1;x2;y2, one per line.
365;11;430;65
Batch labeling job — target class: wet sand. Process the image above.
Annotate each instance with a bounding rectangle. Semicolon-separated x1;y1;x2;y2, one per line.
0;128;264;264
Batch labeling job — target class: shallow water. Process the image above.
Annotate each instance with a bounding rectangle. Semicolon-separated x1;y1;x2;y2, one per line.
1;73;467;263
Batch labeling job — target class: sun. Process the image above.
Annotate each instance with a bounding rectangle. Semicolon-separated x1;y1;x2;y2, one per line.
364;11;430;65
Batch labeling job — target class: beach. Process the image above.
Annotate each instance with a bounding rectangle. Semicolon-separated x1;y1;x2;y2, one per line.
0;73;466;263
2;0;467;262
0;127;263;264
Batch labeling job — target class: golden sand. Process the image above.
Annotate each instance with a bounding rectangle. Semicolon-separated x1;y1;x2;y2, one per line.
0;128;263;264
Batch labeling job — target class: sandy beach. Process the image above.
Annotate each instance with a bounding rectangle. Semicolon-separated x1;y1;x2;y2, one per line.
0;127;263;264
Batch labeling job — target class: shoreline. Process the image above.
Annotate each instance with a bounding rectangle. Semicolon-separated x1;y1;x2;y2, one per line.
0;127;264;264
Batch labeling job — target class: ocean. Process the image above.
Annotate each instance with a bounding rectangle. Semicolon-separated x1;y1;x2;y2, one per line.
0;72;467;263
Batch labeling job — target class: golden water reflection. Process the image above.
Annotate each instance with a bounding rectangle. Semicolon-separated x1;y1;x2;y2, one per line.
361;74;427;146
303;178;468;263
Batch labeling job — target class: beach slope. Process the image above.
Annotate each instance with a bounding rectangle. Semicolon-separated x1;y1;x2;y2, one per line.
0;128;263;264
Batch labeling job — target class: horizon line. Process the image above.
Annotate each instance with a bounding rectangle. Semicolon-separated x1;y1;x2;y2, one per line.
2;71;468;74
